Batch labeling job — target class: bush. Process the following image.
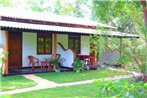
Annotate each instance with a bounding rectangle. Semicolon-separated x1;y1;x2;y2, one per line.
94;79;147;98
72;58;85;73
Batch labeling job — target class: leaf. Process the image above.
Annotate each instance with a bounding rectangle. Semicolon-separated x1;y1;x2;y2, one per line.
144;83;147;88
128;95;134;98
2;51;9;55
125;92;129;97
0;58;4;62
101;86;106;94
113;94;121;98
101;78;105;82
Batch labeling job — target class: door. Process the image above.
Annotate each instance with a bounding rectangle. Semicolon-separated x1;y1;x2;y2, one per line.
9;31;22;68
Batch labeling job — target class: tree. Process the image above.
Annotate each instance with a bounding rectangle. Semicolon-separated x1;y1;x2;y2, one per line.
140;0;147;77
92;0;147;80
27;0;91;18
27;0;54;12
0;0;12;7
54;0;76;16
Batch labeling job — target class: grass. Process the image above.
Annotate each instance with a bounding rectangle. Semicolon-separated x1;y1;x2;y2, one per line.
35;69;129;83
11;78;136;98
121;64;141;72
0;75;37;91
127;67;141;72
10;83;107;98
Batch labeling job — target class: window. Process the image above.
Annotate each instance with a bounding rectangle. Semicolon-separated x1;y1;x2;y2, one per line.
68;34;81;54
37;33;52;54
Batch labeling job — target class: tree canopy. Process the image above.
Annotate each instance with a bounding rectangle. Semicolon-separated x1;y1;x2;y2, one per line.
92;0;147;75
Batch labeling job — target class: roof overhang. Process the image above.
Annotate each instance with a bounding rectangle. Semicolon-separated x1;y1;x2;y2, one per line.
0;7;116;30
0;21;139;38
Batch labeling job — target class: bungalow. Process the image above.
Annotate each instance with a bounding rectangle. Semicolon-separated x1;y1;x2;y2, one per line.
0;8;139;75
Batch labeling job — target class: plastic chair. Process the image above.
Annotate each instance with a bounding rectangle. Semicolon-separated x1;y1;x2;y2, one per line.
28;55;39;71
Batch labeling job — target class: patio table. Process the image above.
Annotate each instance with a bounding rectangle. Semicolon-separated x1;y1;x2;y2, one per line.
77;54;91;64
40;58;52;71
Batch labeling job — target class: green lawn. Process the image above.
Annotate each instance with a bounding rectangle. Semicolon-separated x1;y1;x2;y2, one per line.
10;83;107;98
11;78;137;98
122;65;141;72
35;69;129;83
0;75;37;91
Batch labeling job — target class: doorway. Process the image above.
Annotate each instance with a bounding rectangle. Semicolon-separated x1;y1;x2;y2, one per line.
8;31;22;68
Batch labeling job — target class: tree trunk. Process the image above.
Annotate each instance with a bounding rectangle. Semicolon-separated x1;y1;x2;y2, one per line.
140;0;147;79
141;1;147;22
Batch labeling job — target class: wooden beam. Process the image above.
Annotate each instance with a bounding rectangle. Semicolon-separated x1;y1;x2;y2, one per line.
53;33;57;58
141;0;147;24
120;38;122;58
4;31;8;74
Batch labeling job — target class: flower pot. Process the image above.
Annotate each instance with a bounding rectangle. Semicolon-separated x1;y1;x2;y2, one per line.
54;68;60;72
75;68;81;73
86;65;90;70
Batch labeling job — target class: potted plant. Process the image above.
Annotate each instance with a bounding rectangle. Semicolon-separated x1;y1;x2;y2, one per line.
72;58;85;73
50;55;62;72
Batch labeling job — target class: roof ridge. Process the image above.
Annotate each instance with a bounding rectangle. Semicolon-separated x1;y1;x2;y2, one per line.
0;7;116;29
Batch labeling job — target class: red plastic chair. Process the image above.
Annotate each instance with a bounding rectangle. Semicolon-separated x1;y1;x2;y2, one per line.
28;55;39;71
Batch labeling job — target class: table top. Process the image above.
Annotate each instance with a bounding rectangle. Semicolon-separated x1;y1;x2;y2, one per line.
77;54;90;60
78;54;90;56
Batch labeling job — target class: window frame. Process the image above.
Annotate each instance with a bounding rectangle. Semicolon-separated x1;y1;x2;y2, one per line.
68;34;81;54
37;32;52;55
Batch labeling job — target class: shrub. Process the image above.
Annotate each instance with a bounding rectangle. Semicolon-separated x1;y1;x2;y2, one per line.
94;79;147;98
72;58;85;73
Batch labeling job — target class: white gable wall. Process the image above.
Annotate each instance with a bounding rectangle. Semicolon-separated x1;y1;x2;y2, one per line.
56;34;90;68
57;34;68;49
0;30;5;47
81;35;90;55
56;34;90;55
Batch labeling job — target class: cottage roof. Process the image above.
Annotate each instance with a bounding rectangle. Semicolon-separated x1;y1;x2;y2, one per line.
0;7;139;38
0;7;115;29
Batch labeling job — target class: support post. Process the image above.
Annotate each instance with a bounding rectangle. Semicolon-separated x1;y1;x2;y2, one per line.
120;38;122;58
4;31;8;75
53;33;57;58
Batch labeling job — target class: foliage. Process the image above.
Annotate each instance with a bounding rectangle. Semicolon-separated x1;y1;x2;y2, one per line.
54;0;75;16
0;0;12;7
94;79;147;98
0;45;9;73
72;58;85;73
92;0;147;75
50;56;61;69
27;0;53;12
92;0;143;32
26;0;91;18
0;51;9;62
36;69;128;83
0;57;4;62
